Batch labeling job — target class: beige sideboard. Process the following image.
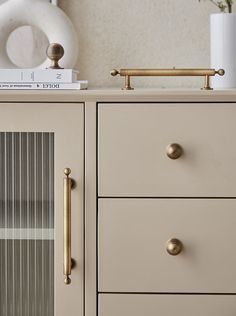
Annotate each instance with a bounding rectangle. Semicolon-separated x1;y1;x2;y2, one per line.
0;89;236;316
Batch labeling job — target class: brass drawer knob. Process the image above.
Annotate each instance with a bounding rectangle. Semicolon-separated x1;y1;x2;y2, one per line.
166;143;183;159
166;238;183;256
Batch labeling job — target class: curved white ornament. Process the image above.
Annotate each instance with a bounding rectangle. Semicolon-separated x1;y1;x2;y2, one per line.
0;0;78;68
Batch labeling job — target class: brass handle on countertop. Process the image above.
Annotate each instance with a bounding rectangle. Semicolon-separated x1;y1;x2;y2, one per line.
111;68;225;91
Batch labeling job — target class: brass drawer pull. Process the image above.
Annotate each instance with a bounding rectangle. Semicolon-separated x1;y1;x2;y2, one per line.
166;143;183;160
166;238;183;256
111;68;225;90
63;168;75;285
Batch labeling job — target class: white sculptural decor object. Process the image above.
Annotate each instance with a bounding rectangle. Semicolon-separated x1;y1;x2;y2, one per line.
0;0;78;69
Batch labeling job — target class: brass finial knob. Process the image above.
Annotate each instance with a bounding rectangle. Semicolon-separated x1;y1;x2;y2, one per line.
166;238;183;256
110;69;120;76
64;275;71;285
64;168;71;177
47;43;64;69
217;69;225;76
166;143;183;160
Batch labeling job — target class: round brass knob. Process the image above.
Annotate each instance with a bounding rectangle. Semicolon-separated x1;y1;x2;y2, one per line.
166;143;183;159
166;238;183;256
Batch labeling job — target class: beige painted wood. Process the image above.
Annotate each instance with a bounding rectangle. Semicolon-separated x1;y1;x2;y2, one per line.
0;103;84;316
0;89;236;103
85;102;97;316
99;103;236;197
2;92;236;316
99;199;236;293
99;294;236;316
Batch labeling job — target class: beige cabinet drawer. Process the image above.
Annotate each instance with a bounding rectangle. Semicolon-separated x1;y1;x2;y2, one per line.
99;294;236;316
98;103;236;197
98;199;236;293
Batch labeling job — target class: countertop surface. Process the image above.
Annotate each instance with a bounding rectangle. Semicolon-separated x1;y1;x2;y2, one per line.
0;89;236;103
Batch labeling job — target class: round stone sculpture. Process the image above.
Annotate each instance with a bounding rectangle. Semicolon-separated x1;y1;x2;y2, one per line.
0;0;78;68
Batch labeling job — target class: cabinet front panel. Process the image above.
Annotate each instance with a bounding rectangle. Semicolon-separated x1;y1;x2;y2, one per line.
99;199;236;293
0;103;84;316
99;294;236;316
98;103;236;197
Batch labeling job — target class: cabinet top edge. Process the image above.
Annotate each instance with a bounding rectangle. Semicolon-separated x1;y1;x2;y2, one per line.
1;89;236;103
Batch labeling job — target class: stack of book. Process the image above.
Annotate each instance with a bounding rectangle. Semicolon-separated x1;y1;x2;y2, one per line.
0;69;88;90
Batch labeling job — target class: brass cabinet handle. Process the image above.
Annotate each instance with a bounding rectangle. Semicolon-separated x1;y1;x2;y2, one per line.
63;168;75;285
166;238;183;256
166;143;183;160
111;68;225;90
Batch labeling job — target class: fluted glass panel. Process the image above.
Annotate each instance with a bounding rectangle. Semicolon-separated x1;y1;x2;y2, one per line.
0;132;54;316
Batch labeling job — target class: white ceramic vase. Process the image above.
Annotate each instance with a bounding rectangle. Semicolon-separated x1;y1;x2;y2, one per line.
0;0;78;68
211;13;236;89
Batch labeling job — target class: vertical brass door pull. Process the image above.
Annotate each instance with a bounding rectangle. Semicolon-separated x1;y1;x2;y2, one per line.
63;168;75;285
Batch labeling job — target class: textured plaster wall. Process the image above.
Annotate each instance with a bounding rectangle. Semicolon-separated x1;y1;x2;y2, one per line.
58;0;235;89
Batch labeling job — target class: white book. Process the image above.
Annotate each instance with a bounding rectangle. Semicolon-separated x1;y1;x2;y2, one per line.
0;69;78;83
0;81;88;90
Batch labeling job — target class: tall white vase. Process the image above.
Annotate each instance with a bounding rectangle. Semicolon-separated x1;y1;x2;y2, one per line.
211;13;236;89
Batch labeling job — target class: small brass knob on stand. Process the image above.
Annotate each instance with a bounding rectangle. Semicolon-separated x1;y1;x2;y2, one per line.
47;43;64;69
166;238;183;256
166;143;183;160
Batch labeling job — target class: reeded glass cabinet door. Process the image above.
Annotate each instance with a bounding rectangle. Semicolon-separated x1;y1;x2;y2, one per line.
0;103;84;316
